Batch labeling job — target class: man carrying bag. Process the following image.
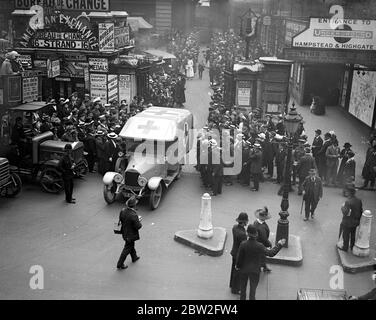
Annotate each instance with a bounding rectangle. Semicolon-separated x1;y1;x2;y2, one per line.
116;197;142;270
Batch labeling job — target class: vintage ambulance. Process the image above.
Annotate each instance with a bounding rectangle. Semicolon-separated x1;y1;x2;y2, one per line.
103;107;194;209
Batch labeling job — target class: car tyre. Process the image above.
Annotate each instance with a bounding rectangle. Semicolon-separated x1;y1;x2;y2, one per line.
149;183;163;210
40;167;63;193
5;173;22;197
104;183;117;204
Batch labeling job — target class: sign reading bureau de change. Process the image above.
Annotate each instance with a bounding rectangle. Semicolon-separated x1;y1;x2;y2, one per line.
293;18;376;50
14;0;109;11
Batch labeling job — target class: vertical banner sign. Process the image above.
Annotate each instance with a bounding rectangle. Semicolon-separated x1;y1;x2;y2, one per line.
237;81;252;106
107;75;118;102
98;23;115;52
22;77;38;103
119;74;132;106
90;73;108;102
47;59;60;78
84;68;90;91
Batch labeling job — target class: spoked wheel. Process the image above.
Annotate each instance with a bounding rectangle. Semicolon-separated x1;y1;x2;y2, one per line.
5;173;22;197
40;167;63;193
149;183;163;210
103;183;117;204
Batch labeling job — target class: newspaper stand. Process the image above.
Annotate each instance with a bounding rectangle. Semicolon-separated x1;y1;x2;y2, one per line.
297;288;348;300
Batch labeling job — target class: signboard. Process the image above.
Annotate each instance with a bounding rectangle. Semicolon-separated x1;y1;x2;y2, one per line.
14;0;109;11
47;59;60;78
237;88;251;106
285;20;308;46
34;60;47;68
348;71;376;127
293;18;376;50
88;58;108;73
84;68;90;91
18;54;32;68
284;47;376;66
119;74;132;105
98;23;115;52
107;75;118;102
31;32;93;50
90;73;107;102
22;77;38;103
115;26;130;49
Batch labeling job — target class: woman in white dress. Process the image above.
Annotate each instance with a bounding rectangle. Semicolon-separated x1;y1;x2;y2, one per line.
186;57;194;79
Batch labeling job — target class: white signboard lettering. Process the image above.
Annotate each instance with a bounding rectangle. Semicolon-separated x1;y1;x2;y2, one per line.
293;18;376;50
88;57;108;73
119;74;132;105
237;88;251;106
90;73;107;102
22;77;38;103
107;74;118;102
15;0;109;11
98;23;115;52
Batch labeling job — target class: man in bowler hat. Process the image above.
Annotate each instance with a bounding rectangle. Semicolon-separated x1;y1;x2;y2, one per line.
117;197;142;270
59;144;76;204
230;212;248;294
236;225;285;300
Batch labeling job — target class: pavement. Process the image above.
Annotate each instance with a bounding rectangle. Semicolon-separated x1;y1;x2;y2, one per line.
0;68;375;300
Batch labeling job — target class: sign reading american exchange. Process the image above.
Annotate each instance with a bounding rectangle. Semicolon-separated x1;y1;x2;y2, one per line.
15;0;109;11
293;18;376;50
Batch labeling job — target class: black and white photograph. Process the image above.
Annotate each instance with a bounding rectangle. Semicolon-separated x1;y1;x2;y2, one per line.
0;0;376;307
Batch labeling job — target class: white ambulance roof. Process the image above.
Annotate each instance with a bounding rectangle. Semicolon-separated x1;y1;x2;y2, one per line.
119;107;192;141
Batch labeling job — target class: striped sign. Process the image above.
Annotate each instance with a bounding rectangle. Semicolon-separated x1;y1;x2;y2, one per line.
107;74;118;102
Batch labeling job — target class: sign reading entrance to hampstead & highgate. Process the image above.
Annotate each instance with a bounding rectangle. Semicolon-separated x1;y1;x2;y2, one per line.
284;47;376;67
14;0;109;11
293;18;376;50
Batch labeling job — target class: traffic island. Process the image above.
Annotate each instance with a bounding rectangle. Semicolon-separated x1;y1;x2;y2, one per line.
174;227;227;257
266;233;303;266
336;247;376;273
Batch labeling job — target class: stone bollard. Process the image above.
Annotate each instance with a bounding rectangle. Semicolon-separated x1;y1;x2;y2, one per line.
353;210;373;257
197;193;213;239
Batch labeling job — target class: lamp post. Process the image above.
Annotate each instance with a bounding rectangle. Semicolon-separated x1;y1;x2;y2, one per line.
275;103;303;248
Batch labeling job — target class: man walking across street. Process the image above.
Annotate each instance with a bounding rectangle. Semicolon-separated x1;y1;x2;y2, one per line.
338;184;363;252
116;197;142;270
302;168;323;221
236;225;285;300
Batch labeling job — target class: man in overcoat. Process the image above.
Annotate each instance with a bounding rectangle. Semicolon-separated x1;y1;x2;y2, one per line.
297;147;316;195
59;144;76;204
253;207;272;272
230;212;248;294
338;185;363;252
302;168;323;221
117;197;142;270
104;132;119;172
248;143;263;191
236;225;285;300
311;129;323;169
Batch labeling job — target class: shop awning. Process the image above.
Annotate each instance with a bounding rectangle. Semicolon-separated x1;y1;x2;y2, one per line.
144;49;176;60
10;102;53;112
127;17;153;31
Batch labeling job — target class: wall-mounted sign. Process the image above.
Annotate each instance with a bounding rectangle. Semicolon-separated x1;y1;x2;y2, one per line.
33;59;47;68
18;54;32;68
47;59;60;78
107;75;118;102
15;0;109;11
115;26;130;49
19;13;98;50
293;18;376;50
119;74;132;106
88;57;108;73
237;81;252;106
285;19;308;47
98;23;115;52
90;73;107;102
22;76;38;103
84;68;90;90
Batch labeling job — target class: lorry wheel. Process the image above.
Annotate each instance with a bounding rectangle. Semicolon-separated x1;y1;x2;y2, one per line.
5;173;22;197
149;183;163;210
40;167;63;193
103;183;117;204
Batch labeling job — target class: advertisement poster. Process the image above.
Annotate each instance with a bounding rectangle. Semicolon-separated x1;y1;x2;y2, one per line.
22;77;39;103
107;75;118;102
90;73;107;102
88;58;108;73
115;26;129;49
119;74;132;106
348;71;376;127
47;59;60;78
98;23;115;52
237;88;251;106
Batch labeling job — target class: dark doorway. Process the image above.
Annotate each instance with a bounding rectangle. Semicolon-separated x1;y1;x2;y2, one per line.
303;64;344;106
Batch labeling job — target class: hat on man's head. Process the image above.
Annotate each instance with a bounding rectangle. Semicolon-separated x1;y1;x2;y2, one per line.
254;143;261;148
324;132;332;139
126;196;137;208
107;132;118;139
64;143;72;150
246;225;258;238
93;97;101;103
309;168;316;173
343;142;352;148
63;99;70;104
304;147;311;153
236;212;249;223
315;129;322;135
255;207;271;220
